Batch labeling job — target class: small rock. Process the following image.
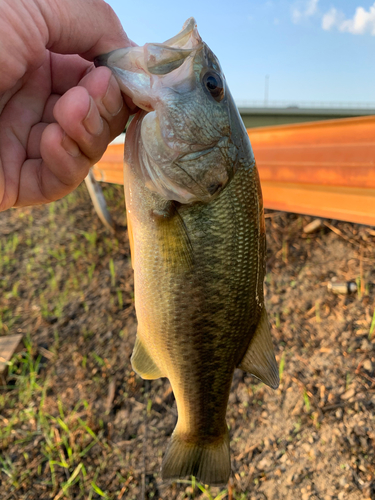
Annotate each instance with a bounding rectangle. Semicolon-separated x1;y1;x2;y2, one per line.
354;425;366;436
264;437;273;449
363;359;373;371
361;339;372;352
303;218;323;234
341;387;356;400
279;453;289;463
339;477;347;487
336;408;343;419
360;437;368;449
228;392;237;404
114;409;129;425
302;443;311;452
309;448;317;459
258;457;272;470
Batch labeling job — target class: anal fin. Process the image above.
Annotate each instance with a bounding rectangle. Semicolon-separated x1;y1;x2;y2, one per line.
239;308;280;389
131;336;164;380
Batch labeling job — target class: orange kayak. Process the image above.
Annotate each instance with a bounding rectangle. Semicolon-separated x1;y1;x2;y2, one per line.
92;115;375;226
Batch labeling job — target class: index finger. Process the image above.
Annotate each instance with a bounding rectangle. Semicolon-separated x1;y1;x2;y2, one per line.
50;53;92;95
37;0;134;59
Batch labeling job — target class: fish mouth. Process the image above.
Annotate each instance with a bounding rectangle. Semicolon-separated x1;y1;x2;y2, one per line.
93;18;202;114
94;54;110;68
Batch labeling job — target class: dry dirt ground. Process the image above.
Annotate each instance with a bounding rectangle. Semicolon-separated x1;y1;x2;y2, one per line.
0;183;375;500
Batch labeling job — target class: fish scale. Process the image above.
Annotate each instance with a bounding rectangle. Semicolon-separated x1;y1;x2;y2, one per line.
95;17;279;486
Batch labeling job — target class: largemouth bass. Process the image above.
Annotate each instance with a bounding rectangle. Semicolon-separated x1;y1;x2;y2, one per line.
95;18;279;486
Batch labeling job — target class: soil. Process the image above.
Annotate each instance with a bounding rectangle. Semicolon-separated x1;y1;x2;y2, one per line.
0;182;375;500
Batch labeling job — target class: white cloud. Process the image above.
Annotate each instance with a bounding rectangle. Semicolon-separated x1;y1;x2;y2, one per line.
292;0;319;23
305;0;319;16
322;3;375;35
322;8;344;30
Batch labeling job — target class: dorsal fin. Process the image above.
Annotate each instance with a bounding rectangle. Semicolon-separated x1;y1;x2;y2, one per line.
239;308;279;389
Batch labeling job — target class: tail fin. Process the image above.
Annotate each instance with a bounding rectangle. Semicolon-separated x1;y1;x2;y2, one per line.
162;428;231;486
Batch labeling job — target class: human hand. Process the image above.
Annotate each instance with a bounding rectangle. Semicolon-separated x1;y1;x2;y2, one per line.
0;0;136;211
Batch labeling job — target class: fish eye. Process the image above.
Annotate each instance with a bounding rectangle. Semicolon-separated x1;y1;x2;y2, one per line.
202;71;224;102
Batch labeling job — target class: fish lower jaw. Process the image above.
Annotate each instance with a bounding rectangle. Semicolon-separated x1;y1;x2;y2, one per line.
135;100;154;112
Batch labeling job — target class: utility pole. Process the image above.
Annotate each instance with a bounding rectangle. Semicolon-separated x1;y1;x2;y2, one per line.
264;75;269;106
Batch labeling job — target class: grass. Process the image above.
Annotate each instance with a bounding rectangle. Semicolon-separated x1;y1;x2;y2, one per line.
1;335;130;499
177;478;228;500
279;351;286;382
315;300;321;323
109;258;116;287
369;307;375;340
302;389;311;413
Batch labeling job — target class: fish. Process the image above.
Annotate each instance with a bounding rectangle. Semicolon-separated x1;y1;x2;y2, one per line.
94;18;279;486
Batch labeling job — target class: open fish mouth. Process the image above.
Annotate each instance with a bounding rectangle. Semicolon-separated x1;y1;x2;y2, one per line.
94;17;242;205
94;18;203;113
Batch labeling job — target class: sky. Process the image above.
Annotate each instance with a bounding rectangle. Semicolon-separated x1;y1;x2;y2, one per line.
105;0;375;106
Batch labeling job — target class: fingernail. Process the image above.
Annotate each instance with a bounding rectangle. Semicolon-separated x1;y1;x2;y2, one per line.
83;96;103;136
62;133;81;158
102;75;123;116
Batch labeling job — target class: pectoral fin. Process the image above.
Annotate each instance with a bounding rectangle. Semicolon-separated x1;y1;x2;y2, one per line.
152;202;194;271
131;336;164;380
239;308;279;389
